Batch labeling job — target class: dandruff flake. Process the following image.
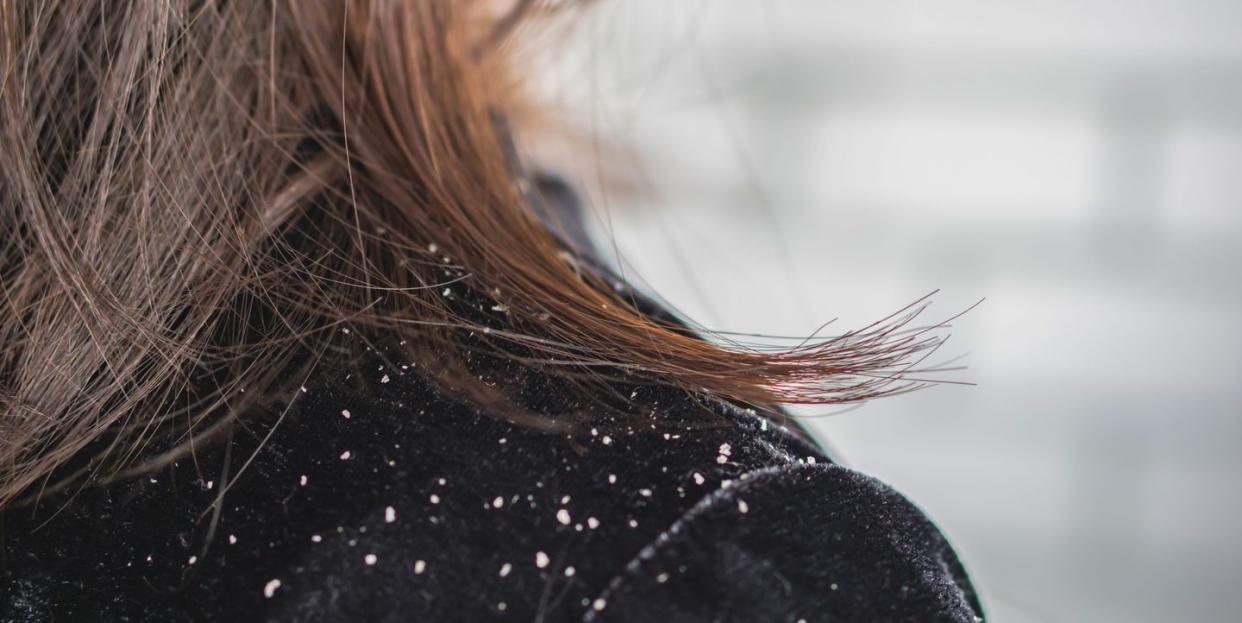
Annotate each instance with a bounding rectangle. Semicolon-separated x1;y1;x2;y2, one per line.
263;579;282;598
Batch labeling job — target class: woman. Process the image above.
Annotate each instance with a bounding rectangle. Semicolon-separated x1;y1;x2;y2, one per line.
0;2;983;621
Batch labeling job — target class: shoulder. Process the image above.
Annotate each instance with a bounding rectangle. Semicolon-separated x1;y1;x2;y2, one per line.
1;344;981;622
588;461;983;622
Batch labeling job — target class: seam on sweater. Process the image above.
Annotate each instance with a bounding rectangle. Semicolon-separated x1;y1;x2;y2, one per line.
580;462;832;622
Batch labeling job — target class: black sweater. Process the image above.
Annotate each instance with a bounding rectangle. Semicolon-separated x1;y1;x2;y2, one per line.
2;170;982;621
1;332;983;622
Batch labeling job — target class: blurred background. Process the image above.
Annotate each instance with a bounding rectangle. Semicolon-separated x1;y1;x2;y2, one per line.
526;1;1242;621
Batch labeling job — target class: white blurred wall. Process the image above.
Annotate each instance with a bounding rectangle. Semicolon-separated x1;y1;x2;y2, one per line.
533;1;1242;621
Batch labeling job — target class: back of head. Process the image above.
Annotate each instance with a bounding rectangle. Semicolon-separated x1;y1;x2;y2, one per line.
0;1;941;507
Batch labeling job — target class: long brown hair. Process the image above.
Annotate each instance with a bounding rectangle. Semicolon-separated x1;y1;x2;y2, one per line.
0;1;948;508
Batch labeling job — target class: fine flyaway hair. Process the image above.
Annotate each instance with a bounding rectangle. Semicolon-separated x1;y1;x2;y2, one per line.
0;1;951;508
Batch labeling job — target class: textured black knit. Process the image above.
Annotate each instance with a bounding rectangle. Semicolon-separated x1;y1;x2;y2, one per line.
1;175;983;622
1;326;983;622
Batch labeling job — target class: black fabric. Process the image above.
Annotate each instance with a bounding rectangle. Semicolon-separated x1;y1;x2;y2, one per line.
1;171;983;621
1;335;983;622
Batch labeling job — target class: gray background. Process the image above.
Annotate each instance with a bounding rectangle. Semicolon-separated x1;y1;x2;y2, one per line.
530;1;1242;621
